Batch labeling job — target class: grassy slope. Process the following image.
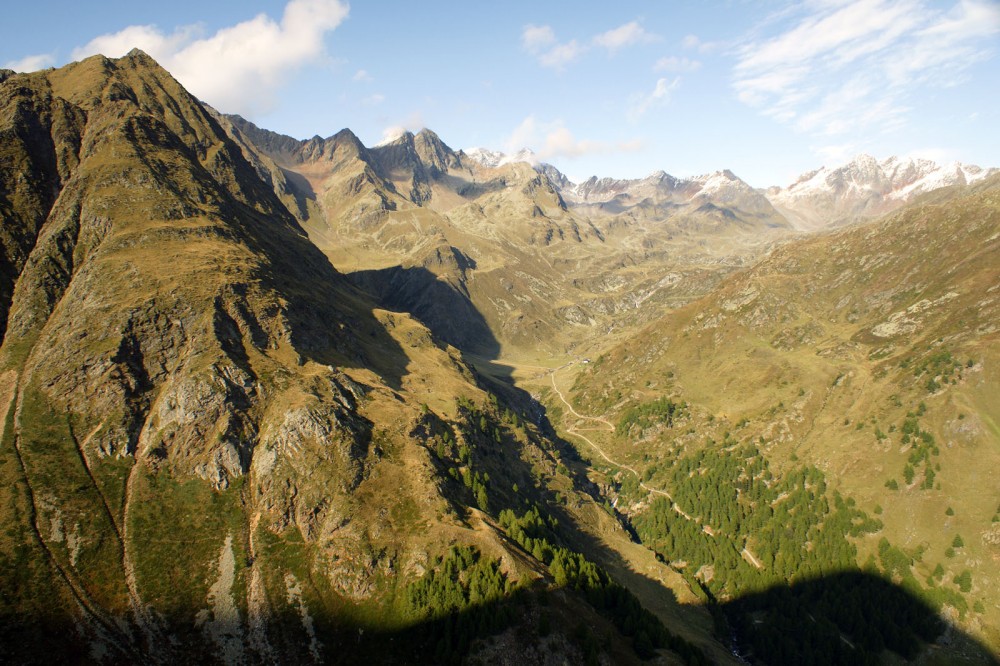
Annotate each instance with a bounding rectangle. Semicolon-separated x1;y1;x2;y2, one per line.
564;176;1000;654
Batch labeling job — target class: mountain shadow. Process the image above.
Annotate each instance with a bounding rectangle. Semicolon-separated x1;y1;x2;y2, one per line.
0;575;700;665
348;265;498;360
4;566;996;665
716;570;1000;665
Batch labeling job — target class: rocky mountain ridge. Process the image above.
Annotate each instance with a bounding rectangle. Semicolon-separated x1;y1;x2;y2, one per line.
224;113;790;360
767;153;998;229
467;147;996;231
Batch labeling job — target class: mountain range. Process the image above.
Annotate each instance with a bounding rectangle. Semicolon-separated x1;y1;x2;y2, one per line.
465;145;997;231
1;51;998;665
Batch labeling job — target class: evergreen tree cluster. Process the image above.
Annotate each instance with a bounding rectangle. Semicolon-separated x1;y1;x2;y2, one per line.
634;441;881;599
415;396;541;515
499;507;707;664
403;545;519;662
616;397;688;437
899;349;969;394
898;408;941;490
626;439;966;662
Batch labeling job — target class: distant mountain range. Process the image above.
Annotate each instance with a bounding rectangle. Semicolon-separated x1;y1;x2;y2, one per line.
464;147;997;231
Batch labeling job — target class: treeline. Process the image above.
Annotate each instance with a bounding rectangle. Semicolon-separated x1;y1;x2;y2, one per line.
499;507;708;664
413;395;540;516
900;348;972;394
403;545;520;662
408;397;706;663
634;441;882;599
627;438;958;662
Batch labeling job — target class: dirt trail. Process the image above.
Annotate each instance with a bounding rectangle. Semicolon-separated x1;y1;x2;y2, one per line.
542;365;709;525
480;359;709;530
742;547;763;569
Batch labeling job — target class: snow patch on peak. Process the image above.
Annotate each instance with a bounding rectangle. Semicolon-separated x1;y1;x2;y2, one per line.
695;169;750;196
768;153;998;229
463;147;505;168
463;147;538;168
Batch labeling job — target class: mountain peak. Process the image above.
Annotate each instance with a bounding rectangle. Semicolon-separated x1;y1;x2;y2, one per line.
124;47;155;63
768;153;998;229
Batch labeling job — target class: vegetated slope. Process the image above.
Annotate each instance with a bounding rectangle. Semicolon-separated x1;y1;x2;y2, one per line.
0;52;718;664
568;175;1000;662
226;117;792;359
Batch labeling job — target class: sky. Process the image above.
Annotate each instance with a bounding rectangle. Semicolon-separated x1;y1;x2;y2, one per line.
2;0;999;187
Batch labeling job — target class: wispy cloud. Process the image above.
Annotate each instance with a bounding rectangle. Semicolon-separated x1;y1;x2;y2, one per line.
733;0;1000;136
812;142;861;165
506;116;643;161
593;21;659;54
71;0;350;115
654;56;701;72
628;77;680;122
523;18;658;70
539;40;586;69
521;24;585;70
3;53;57;72
352;68;372;82
681;33;723;54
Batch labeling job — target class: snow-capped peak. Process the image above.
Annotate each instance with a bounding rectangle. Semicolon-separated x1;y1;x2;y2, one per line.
767;153;998;230
463;146;505;168
462;147;538;168
777;154;995;200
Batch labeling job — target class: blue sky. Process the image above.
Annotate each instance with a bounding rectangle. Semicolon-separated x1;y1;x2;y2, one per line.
3;0;998;186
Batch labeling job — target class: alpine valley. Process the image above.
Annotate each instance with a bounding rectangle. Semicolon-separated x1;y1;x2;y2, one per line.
1;51;998;665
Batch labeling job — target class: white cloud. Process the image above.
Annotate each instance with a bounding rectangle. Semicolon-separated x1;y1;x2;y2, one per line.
3;53;57;72
505;116;643;161
353;68;372;82
812;142;861;166
522;24;585;70
902;146;955;163
72;23;203;63
378;111;426;145
628;77;680;122
538;40;585;69
733;0;1000;137
593;21;658;54
680;33;723;53
361;93;385;106
654;56;701;72
523;19;658;70
71;0;349;115
522;24;557;52
379;126;408;144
